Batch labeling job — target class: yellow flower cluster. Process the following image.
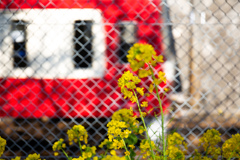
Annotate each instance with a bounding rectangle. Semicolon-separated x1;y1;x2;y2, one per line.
127;43;163;72
98;139;112;149
199;129;221;159
190;150;212;160
52;138;66;156
72;156;98;160
101;155;125;160
107;120;131;141
222;133;240;159
112;108;135;123
11;156;21;160
111;108;145;135
25;153;41;160
166;146;185;160
167;132;185;146
166;133;187;160
0;136;6;157
126;43;167;96
67;125;88;145
139;139;156;159
118;71;143;103
72;145;97;160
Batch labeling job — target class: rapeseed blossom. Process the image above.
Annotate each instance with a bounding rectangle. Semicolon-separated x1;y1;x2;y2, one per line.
0;136;6;157
158;71;167;83
139;139;156;159
127;43;163;72
166;146;185;160
124;151;130;156
52;138;66;156
67;125;88;145
167;132;184;146
99;139;112;149
140;101;148;108
24;153;41;160
107;120;131;142
101;155;125;160
111;108;144;135
118;71;142;103
166;132;187;160
111;108;135;124
11;156;21;160
199;129;221;158
124;43;168;103
81;146;97;159
72;157;84;160
222;133;240;159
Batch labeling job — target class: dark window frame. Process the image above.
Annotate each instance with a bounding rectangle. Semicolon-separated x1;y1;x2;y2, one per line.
73;20;93;68
11;20;28;68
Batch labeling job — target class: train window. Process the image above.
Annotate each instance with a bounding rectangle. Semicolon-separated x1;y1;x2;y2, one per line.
73;20;93;68
118;21;137;63
11;20;28;68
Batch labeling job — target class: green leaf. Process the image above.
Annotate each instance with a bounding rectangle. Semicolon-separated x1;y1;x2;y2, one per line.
125;134;138;145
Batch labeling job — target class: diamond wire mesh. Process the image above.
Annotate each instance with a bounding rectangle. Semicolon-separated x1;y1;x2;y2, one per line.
0;0;239;158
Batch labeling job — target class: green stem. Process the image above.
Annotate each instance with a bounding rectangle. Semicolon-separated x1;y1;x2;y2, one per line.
78;138;83;156
121;136;131;160
133;90;156;160
151;70;166;160
61;148;71;160
205;144;209;157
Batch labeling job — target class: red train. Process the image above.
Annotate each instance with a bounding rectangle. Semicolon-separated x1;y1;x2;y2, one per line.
0;0;170;118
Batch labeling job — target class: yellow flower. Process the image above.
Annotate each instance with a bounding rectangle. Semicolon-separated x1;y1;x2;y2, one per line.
154;55;164;63
127;43;157;72
138;69;151;78
136;87;144;96
164;87;170;92
0;136;6;157
107;120;132;144
140;139;156;158
118;71;142;103
111;139;124;150
222;133;240;159
166;146;185;160
91;146;97;154
82;145;86;149
129;144;135;149
140;101;148;107
158;71;167;83
127;43;165;86
148;84;154;93
139;129;144;134
122;129;132;138
168;132;184;146
199;129;221;158
110;150;116;156
72;156;84;160
67;125;88;144
54;152;59;156
125;151;130;156
11;156;21;160
93;156;98;160
25;153;41;160
52;138;65;153
102;155;125;160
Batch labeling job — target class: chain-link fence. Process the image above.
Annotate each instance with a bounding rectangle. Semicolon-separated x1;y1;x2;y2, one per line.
0;0;239;158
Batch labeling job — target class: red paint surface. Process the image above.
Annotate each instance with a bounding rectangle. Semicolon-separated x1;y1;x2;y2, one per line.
0;0;170;118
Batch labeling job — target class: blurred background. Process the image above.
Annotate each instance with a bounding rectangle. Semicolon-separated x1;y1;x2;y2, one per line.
0;0;239;158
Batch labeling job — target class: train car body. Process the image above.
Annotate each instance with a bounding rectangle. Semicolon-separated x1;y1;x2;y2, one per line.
0;0;169;118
